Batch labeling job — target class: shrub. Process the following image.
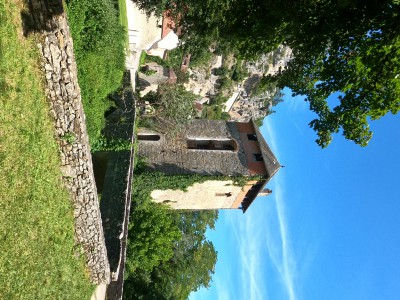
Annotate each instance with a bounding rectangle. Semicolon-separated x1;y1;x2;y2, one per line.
139;51;147;66
231;61;248;82
213;66;229;77
66;0;126;144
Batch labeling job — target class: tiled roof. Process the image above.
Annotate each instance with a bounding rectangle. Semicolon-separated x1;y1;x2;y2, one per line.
240;120;280;213
252;119;281;179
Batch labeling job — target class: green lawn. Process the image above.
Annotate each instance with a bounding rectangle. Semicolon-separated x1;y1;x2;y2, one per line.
118;0;128;29
0;1;94;299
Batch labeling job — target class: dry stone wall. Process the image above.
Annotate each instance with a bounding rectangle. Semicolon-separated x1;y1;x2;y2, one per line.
27;0;110;284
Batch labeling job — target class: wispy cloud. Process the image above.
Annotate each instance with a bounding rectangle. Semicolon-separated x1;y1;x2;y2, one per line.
283;87;308;113
229;211;267;300
224;118;299;300
284;110;305;136
227;183;299;300
270;184;298;300
262;117;280;159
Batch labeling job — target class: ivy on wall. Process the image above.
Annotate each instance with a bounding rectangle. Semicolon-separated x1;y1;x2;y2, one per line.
133;159;263;206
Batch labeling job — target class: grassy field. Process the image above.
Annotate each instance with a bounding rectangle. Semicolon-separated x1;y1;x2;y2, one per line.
0;1;93;299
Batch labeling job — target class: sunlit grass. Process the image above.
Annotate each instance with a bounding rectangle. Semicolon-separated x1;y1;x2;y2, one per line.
0;1;94;298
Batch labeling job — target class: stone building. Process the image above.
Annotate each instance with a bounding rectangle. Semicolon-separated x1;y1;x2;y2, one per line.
137;119;280;212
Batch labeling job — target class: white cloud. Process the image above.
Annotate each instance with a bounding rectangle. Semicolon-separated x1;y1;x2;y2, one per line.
249;118;300;300
228;211;267;300
271;184;298;300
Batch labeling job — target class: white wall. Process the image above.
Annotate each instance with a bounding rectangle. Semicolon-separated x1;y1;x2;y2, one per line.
151;180;243;210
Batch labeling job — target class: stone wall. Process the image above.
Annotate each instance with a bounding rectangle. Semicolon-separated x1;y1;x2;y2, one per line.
98;72;137;300
151;180;243;210
26;0;110;284
138;120;250;176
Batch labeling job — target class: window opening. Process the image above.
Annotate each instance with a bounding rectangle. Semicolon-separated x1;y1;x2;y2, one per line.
137;134;160;141
247;134;258;141
215;192;232;197
187;139;238;152
253;153;263;161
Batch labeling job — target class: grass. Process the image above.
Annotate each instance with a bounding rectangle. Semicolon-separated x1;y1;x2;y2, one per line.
0;1;94;299
139;51;147;66
117;0;128;29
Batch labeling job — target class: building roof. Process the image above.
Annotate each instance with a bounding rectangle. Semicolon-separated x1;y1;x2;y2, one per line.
241;180;267;213
252;119;281;179
240;120;280;213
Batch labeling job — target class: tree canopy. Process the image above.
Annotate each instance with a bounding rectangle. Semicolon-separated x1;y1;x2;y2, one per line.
133;0;400;147
260;0;400;147
124;209;218;300
124;171;219;299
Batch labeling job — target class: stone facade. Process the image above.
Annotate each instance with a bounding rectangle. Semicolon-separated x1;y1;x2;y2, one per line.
28;0;110;284
138;120;250;176
138;119;280;212
151;180;258;210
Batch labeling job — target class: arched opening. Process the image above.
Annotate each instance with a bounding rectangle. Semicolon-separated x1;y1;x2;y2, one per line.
137;134;160;141
187;139;238;152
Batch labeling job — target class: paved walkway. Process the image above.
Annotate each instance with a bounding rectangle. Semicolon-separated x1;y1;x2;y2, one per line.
125;1;162;90
91;284;107;300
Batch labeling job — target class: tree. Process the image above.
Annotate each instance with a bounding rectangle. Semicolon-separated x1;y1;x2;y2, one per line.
132;0;232;65
124;209;218;300
125;201;181;274
222;0;400;147
141;83;198;134
133;0;400;147
146;211;218;299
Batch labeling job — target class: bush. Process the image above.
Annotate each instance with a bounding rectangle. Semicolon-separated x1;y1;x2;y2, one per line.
66;0;127;143
213;66;229;77
139;51;147;66
145;54;168;67
166;47;185;69
231;61;248;82
91;136;132;152
203;105;230;120
143;84;198;134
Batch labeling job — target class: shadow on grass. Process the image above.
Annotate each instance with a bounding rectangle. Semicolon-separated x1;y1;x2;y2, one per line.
20;0;64;37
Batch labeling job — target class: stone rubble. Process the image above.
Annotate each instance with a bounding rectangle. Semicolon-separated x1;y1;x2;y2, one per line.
181;46;292;122
230;45;293;122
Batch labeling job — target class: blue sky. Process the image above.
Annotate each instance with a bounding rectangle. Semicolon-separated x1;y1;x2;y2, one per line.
191;88;400;300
